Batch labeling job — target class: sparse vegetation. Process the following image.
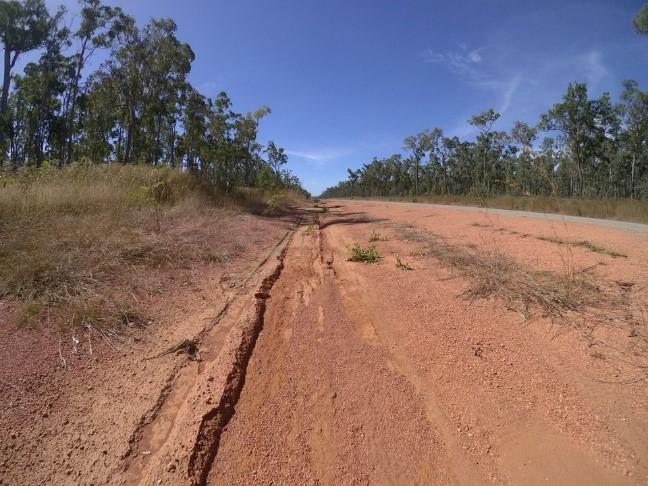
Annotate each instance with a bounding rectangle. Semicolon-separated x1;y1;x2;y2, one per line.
395;254;412;270
398;224;615;321
369;230;387;242
0;163;296;332
395;222;646;369
348;243;379;263
536;235;627;258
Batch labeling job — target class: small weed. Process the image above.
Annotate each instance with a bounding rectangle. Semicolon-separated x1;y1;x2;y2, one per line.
395;254;412;270
369;230;386;242
348;243;379;263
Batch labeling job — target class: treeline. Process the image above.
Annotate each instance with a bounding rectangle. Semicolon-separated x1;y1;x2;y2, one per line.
321;81;648;200
0;0;307;195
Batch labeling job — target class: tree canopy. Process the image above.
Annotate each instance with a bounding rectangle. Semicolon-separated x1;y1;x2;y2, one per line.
1;0;307;196
322;82;648;200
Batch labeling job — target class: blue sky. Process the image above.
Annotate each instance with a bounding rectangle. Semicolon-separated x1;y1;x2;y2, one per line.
46;0;648;195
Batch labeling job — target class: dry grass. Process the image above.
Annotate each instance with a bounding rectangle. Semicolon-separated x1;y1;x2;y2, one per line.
469;220;626;258
397;224;606;319
536;235;627;258
369;230;387;242
394;254;412;271
0;163;292;333
395;223;648;375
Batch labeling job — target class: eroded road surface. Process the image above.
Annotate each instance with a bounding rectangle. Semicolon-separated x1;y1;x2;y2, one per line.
4;200;648;485
206;200;648;485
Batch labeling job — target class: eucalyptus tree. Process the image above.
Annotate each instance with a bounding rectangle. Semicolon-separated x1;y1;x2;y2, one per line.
511;121;537;194
0;0;51;116
539;83;596;196
403;129;435;197
591;92;622;196
61;0;126;164
469;108;500;194
264;140;288;187
421;128;444;194
620;80;648;198
347;168;359;197
8;8;70;166
180;88;209;174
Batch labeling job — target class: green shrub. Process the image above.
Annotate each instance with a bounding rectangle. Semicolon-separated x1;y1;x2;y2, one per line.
348;243;379;262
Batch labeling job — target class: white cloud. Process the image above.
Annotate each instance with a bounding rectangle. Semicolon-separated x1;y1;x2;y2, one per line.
421;50;446;64
498;74;522;114
422;47;483;76
285;147;351;164
467;49;483;63
579;50;608;89
423;45;523;117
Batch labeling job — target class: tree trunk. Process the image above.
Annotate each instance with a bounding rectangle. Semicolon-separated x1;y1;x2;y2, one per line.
125;108;135;163
631;152;636;199
64;40;88;165
1;48;12;115
170;119;176;167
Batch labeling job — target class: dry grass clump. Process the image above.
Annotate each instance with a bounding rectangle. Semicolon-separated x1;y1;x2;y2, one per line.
0;163;265;333
396;224;621;321
397;223;648;375
536;235;627;258
394;254;412;271
369;230;387;242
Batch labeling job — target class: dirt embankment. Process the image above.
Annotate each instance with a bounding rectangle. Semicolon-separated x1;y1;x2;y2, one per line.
2;200;648;485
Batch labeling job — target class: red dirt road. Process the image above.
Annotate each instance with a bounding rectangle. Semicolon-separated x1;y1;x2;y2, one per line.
209;200;648;485
2;201;648;485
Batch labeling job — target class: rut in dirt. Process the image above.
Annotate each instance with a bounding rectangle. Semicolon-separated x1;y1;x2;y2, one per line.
187;238;291;485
